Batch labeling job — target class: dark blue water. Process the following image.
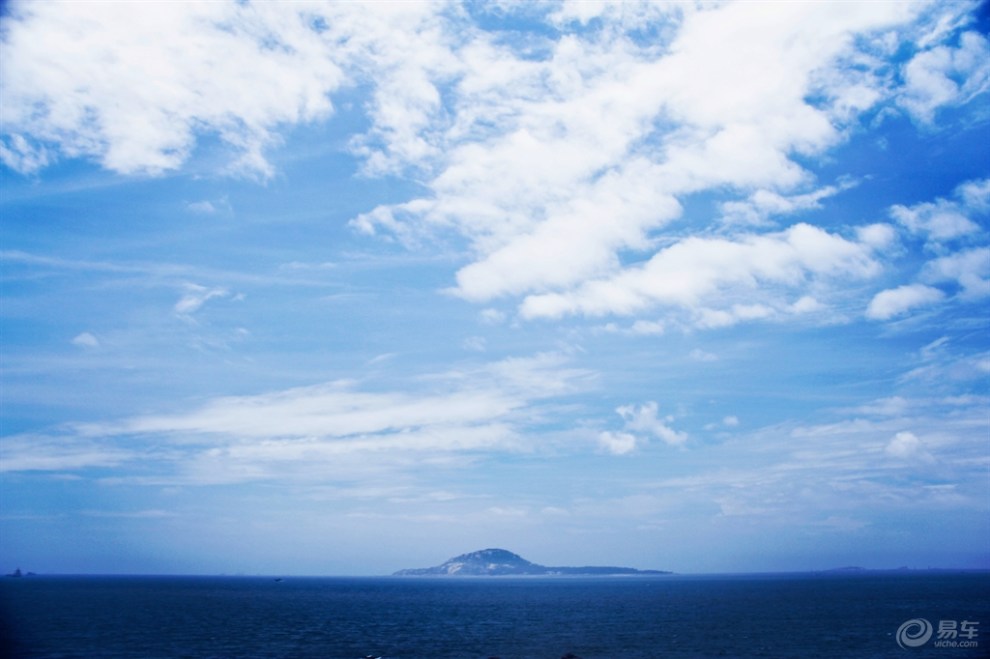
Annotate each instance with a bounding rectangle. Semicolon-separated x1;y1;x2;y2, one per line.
1;572;987;658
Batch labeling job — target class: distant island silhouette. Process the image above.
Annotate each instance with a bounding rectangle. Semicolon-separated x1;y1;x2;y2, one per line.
394;548;671;576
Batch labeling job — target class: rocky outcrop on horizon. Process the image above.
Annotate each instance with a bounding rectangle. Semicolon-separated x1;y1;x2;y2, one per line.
393;548;671;576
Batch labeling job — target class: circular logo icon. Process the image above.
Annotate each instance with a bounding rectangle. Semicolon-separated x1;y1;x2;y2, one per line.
896;618;933;649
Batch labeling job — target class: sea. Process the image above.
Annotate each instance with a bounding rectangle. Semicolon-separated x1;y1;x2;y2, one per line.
1;572;987;658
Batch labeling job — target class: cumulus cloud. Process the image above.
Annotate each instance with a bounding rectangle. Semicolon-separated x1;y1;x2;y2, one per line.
605;401;687;449
866;284;946;320
0;1;467;180
891;177;989;243
957;178;990;212
789;295;826;314
890;196;983;244
0;1;347;178
898;31;990;123
871;177;990;320
347;1;967;328
3;1;986;332
720;183;853;226
597;431;638;456
922;247;990;299
520;223;884;323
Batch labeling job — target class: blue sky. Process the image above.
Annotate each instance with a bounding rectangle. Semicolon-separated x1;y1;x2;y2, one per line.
1;0;988;576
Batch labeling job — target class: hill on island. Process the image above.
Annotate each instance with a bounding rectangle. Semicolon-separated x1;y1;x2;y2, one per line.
393;548;671;576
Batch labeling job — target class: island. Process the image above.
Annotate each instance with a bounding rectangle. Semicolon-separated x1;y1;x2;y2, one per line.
393;548;671;576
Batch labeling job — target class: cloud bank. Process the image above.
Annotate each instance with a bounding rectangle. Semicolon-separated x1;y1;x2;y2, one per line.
4;1;986;330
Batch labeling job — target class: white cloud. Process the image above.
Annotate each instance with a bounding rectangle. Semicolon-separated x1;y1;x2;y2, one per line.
812;516;869;532
334;3;465;178
884;431;934;462
71;332;100;348
121;383;509;441
82;509;178;519
461;336;487;352
349;1;937;329
0;434;132;472
186;197;232;215
0;2;481;181
898;31;990;123
901;337;990;385
174;284;229;317
891;177;989;243
789;296;825;314
520;223;883;323
688;349;718;363
3;1;984;335
29;352;595;483
186;201;217;214
0;1;347;178
890;201;980;242
866;284;946;320
720;183;853;226
923;247;990;300
875;178;990;315
479;308;506;325
548;0;685;29
850;396;911;417
597;431;638;456
611;401;687;448
629;320;665;336
957;178;990;212
855;223;898;250
694;304;774;329
706;415;740;432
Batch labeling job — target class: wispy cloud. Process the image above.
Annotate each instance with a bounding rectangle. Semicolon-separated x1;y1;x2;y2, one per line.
7;353;594;485
173;283;230;319
186;197;232;216
0;433;134;472
0;249;345;290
